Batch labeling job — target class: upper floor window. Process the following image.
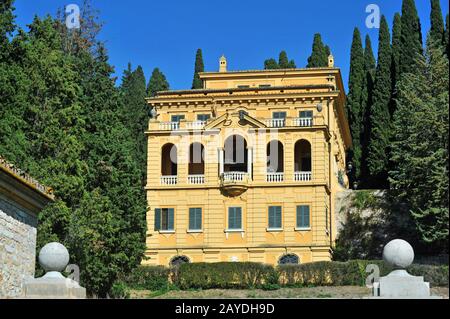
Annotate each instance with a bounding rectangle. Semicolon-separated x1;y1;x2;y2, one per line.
237;85;250;89
296;205;310;229
155;208;174;231
300;110;313;118
268;206;282;229
171;114;185;122
228;207;242;230
189;208;202;231
273;112;287;119
259;84;271;88
197;114;211;122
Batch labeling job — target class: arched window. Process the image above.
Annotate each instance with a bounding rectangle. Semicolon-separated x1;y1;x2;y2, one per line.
267;140;284;173
278;254;300;265
161;143;177;176
170;255;190;267
294;140;312;172
189;143;205;175
224;135;247;172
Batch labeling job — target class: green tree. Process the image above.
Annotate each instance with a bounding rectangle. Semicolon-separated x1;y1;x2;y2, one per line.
390;13;402;116
366;16;392;187
191;48;204;89
445;14;449;57
278;51;290;68
0;0;15;60
430;0;445;46
399;0;423;75
147;67;169;97
346;28;365;183
307;33;328;67
389;35;449;251
264;58;278;69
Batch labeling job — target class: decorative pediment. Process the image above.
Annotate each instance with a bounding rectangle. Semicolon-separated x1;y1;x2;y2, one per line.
204;111;267;130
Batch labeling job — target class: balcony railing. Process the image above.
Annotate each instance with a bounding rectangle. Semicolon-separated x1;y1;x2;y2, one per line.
188;174;205;184
159;122;180;130
266;119;286;128
266;172;284;182
222;172;248;183
185;121;207;130
160;175;177;185
158;121;206;131
293;117;313;127
294;171;312;182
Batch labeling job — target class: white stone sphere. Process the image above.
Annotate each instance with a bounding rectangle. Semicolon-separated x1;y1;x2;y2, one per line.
38;242;70;272
382;239;414;269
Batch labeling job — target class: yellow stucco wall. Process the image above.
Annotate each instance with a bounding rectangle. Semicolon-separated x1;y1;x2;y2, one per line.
144;64;351;266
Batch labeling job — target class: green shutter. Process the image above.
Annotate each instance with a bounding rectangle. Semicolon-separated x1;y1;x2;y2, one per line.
189;208;202;230
276;206;282;228
269;206;282;228
228;207;235;229
268;207;274;228
168;208;174;230
154;209;161;231
297;206;310;228
229;207;242;230
236;207;242;229
303;206;310;228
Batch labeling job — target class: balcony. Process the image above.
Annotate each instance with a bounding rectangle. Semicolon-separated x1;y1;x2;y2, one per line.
188;174;205;185
220;172;249;197
266;172;284;183
158;120;206;131
160;175;177;185
294;171;312;182
265;117;314;128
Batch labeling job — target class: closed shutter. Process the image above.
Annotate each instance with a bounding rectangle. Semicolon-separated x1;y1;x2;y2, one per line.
168;208;174;230
189;208;202;230
269;206;282;228
297;205;310;228
154;208;161;231
228;207;242;230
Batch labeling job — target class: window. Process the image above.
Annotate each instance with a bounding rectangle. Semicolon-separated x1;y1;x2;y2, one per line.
170;255;189;267
189;208;202;231
237;85;250;89
278;254;300;265
273;112;287;119
259;84;271;88
171;114;185;122
296;205;310;229
228;207;242;230
300;110;313;118
268;206;282;229
197;114;210;122
154;208;174;231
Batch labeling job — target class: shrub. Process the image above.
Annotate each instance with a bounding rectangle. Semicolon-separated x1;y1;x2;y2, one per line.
407;264;449;287
175;262;278;290
122;265;171;291
109;281;130;299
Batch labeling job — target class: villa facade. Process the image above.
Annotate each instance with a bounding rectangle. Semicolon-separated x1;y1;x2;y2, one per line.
143;55;352;266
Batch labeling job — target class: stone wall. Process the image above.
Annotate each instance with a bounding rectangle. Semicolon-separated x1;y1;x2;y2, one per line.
0;195;37;299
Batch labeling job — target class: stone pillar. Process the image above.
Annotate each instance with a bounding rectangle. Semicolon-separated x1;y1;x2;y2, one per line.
23;242;86;299
219;148;224;176
247;148;253;179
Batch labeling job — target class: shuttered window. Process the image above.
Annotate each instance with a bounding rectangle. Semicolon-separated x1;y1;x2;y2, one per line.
268;206;282;229
171;115;185;122
197;114;210;122
154;208;174;231
299;110;313;118
273;112;287;119
296;205;310;229
228;207;242;230
189;208;202;230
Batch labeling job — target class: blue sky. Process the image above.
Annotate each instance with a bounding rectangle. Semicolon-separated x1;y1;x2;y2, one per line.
13;0;449;91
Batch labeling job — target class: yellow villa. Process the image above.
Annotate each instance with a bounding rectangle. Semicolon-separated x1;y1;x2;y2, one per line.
144;54;352;267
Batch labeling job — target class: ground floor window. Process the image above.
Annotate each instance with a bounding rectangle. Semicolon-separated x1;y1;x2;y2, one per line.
228;207;242;230
268;206;282;229
154;208;174;231
189;208;202;231
170;255;189;267
296;205;310;229
278;254;300;265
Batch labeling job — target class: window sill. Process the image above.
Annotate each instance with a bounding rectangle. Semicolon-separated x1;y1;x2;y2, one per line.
266;228;283;232
295;227;311;231
187;229;203;233
158;230;175;234
225;229;245;233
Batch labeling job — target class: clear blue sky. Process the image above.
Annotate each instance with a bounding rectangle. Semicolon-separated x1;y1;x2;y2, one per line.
13;0;449;92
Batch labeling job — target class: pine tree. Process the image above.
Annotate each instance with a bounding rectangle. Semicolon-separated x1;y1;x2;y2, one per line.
346;28;365;183
264;58;279;69
389;35;449;251
390;13;402;116
360;34;376;185
430;0;445;46
0;0;15;61
367;16;392;187
147;68;169;97
399;0;423;75
191;48;204;89
307;33;328;67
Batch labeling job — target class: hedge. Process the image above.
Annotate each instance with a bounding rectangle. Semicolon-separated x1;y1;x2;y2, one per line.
122;261;448;291
175;262;279;290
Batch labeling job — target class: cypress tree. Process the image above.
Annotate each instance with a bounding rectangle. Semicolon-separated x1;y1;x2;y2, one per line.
346;28;365;183
390;13;402;116
278;51;290;68
191;48;204;89
264;58;279;69
147;68;169;97
430;0;445;46
307;33;328;67
445;14;449;57
399;0;423;75
367;16;392;187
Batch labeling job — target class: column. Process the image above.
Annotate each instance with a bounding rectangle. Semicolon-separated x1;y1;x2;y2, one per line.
247;148;253;180
219;148;224;176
